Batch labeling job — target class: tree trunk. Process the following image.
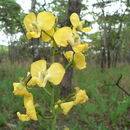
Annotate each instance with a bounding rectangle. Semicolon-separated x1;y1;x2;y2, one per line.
100;44;106;71
107;43;111;68
60;0;82;97
30;0;40;62
31;38;41;62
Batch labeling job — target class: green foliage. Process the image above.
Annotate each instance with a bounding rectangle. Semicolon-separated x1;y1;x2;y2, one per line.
110;97;130;121
48;0;68;25
0;0;23;34
0;63;130;129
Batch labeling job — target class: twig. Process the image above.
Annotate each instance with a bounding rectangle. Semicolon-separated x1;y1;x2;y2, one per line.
101;74;130;96
114;74;130;96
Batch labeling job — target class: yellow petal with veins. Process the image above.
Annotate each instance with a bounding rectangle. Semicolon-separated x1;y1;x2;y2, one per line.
47;63;65;85
74;53;86;69
70;13;80;28
31;60;46;77
24;12;36;32
60;101;74;115
37;12;56;31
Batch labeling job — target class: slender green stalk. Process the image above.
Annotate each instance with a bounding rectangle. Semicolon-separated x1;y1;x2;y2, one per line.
43;87;51;96
50;85;57;130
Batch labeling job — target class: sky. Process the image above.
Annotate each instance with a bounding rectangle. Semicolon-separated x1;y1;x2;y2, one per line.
0;0;126;46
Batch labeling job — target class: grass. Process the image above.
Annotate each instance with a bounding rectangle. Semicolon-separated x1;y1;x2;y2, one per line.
0;62;130;130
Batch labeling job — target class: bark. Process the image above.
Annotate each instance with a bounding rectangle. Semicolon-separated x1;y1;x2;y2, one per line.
60;0;82;97
31;38;41;62
30;0;36;12
100;44;106;71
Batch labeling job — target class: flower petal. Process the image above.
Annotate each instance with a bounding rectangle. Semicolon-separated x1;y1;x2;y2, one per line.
64;51;74;62
37;12;56;31
26;31;40;39
47;63;65;85
24;93;38;120
23;12;36;31
74;89;88;105
17;112;30;121
54;27;74;47
72;43;88;53
60;101;74;115
27;77;45;87
13;83;29;96
70;13;80;28
80;27;91;32
31;60;46;77
74;53;86;69
42;28;54;42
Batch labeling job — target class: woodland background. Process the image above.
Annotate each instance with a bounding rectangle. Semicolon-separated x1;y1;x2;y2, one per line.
0;0;130;129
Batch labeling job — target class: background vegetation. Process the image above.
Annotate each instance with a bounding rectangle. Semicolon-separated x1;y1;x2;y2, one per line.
0;0;130;129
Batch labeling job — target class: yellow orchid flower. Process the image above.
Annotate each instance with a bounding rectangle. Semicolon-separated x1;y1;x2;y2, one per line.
60;101;74;115
64;51;86;70
29;60;65;87
54;27;74;47
73;88;89;105
24;12;56;39
70;13;91;32
13;83;38;121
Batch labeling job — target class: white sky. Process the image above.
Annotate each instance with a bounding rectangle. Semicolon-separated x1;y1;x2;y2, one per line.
0;0;126;46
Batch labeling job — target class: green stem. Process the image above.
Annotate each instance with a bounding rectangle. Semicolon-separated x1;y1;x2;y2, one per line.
50;84;57;130
22;74;32;85
52;112;57;130
62;93;75;102
65;62;73;70
43;87;51;96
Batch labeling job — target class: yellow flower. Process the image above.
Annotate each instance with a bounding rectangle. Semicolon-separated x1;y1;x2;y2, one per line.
69;31;89;53
64;51;86;70
70;13;91;32
60;101;74;115
13;83;37;121
74;89;89;105
30;60;65;87
24;12;56;39
54;27;74;47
